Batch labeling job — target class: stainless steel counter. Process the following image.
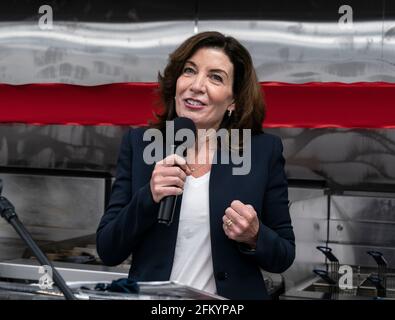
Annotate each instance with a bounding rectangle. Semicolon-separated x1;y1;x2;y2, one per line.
0;259;283;300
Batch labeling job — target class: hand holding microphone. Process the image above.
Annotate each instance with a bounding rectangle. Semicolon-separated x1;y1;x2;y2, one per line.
150;154;191;203
151;117;196;225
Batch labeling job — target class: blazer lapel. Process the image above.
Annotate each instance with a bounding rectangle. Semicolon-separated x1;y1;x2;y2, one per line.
209;147;241;270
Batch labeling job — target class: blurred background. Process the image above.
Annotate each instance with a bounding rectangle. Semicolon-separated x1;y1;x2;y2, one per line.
0;0;395;299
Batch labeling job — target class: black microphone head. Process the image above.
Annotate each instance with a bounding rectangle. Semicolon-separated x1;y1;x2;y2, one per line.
174;117;196;136
173;117;196;149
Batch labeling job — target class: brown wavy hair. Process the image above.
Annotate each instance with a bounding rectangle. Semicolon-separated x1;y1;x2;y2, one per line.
152;31;265;134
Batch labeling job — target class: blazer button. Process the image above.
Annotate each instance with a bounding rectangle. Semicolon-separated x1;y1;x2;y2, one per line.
216;272;228;280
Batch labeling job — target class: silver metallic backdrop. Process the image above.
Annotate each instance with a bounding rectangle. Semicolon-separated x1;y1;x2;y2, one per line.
0;17;395;185
0;19;394;84
1;1;395;291
2;126;395;187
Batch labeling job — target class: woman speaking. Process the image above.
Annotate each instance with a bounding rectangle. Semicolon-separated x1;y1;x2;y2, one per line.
96;31;295;300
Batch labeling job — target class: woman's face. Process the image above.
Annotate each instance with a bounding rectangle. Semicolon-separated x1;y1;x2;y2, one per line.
175;47;235;131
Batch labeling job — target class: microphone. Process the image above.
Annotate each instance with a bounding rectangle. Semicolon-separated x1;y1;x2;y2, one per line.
0;178;77;300
157;117;196;226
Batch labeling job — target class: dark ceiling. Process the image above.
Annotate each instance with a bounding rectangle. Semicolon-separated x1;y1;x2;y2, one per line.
0;0;388;22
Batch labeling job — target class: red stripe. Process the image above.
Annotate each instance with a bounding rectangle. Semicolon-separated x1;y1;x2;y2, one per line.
0;82;394;128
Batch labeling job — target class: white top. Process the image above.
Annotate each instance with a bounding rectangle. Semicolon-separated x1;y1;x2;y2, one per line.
169;171;217;294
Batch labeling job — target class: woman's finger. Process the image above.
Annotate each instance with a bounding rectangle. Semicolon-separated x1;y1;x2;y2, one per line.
159;166;187;180
224;207;247;229
157;186;184;199
158;154;192;175
159;176;185;188
230;200;255;221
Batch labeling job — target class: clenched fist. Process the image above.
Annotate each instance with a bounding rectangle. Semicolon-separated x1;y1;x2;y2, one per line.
222;200;260;249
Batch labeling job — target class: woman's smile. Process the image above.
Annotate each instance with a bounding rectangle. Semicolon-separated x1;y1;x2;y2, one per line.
183;97;207;110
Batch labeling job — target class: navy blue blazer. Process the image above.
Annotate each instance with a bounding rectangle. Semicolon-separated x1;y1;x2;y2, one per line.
96;127;295;300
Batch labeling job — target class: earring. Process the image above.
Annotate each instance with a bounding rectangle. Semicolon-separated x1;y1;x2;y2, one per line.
228;109;233;117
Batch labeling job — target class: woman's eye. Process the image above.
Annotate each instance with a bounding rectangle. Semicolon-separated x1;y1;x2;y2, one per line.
211;74;223;82
183;67;195;74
